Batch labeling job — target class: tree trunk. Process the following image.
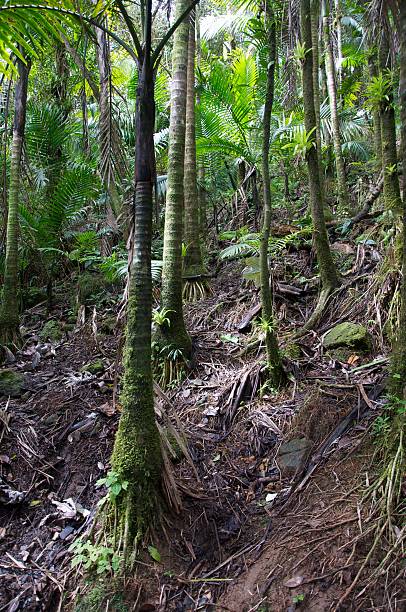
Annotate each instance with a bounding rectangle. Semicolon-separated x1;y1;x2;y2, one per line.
183;13;205;277
322;1;350;212
260;4;285;388
379;28;402;214
367;48;382;171
0;56;30;346
156;0;191;356
311;0;324;197
300;0;339;329
390;0;406;396
196;8;207;234
110;7;162;548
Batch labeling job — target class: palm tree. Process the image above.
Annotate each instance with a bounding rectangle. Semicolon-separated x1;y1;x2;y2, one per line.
0;55;30;346
390;0;406;395
183;11;208;300
300;0;339;330
378;26;402;213
259;3;285;388
155;0;192;365
322;0;350;212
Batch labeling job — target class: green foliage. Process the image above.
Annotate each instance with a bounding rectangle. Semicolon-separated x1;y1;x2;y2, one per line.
69;539;120;575
96;470;129;503
152;308;174;327
366;71;393;110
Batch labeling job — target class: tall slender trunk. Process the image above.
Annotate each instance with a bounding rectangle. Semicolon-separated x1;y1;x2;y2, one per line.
157;0;191;355
367;47;383;171
335;0;343;89
379;28;402;214
110;1;162;545
196;8;207;234
322;0;350;212
311;0;324;198
391;1;406;396
260;4;285;388
0;56;30;346
183;13;205;277
300;0;339;330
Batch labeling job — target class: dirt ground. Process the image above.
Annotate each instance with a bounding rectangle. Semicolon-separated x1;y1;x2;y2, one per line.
0;248;404;611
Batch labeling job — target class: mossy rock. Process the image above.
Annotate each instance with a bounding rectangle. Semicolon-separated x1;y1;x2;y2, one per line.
323;322;370;350
39;320;63;342
81;360;105;375
0;369;24;397
76;272;109;306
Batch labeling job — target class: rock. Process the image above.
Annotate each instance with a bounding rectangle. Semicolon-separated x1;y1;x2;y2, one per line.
39;320;63;342
0;369;24;397
81;360;104;375
278;437;312;478
323;322;370;350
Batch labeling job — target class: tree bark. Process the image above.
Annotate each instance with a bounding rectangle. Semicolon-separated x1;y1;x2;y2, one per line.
157;0;191;355
322;0;350;212
110;1;162;548
183;13;205;277
0;56;30;346
300;0;339;330
379;27;402;214
311;0;324;199
259;3;285;387
367;47;383;171
390;0;406;396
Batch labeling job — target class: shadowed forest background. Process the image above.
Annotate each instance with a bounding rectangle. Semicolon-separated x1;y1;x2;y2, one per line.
0;0;405;610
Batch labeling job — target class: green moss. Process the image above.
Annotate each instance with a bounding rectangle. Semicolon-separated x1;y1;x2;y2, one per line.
100;315;117;335
76;272;109;306
323;322;370;350
284;342;301;359
82;359;105;375
110;373;162;541
39;319;63;342
75;584;128;612
0;369;24;397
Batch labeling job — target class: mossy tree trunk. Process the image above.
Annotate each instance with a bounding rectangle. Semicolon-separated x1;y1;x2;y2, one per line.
259;3;285;388
196;9;207;234
367;47;383;171
109;0;162;551
322;0;350;212
390;1;406;396
300;0;339;330
183;12;205;277
310;0;324;199
156;0;191;356
0;55;30;347
379;28;402;214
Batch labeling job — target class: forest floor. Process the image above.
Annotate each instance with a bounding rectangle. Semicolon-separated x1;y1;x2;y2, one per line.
0;222;405;611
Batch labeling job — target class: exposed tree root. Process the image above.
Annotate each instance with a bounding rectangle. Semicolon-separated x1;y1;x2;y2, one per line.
294;284;337;338
183;278;211;302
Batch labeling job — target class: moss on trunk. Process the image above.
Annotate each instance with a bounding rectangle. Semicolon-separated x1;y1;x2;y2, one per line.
0;56;30;347
259;4;285;388
157;0;191;357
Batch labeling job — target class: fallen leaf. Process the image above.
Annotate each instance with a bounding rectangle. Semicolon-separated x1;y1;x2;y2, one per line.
347;354;360;365
98;402;116;417
265;492;278;503
284;575;304;588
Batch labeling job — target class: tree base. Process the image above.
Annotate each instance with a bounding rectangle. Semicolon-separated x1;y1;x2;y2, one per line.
183;278;211;302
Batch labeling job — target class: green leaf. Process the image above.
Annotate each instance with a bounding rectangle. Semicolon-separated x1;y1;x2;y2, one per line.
148;545;161;563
